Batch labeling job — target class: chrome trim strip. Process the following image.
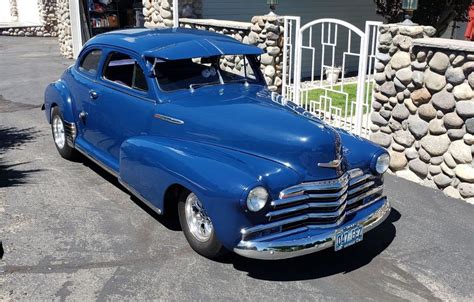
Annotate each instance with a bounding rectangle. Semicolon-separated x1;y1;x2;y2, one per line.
118;178;162;215
307;189;347;199
347;168;364;178
75;145;119;177
154;114;184;125
63;120;77;148
347;194;386;215
234;198;391;260
252;214;349;243
271;189;347;207
348;180;375;196
279;173;349;199
347;186;384;206
243;203;347;240
267;194;347;219
317;159;342;168
349;173;372;187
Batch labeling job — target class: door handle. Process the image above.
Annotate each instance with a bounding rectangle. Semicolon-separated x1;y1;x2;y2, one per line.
89;90;99;100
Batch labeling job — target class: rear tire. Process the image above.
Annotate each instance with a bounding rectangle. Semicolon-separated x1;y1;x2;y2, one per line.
178;190;228;259
51;106;77;160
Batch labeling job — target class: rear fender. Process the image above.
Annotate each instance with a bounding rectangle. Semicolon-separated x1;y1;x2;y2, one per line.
44;79;75;123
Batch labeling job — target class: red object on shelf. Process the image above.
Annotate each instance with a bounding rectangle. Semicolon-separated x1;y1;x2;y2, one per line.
465;3;474;41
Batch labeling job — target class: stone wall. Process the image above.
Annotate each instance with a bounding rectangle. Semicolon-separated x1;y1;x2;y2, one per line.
143;0;174;28
177;16;284;92
179;18;251;81
370;24;474;202
56;0;72;58
1;0;59;37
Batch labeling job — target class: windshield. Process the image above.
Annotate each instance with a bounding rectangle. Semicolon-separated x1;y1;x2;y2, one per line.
153;55;263;92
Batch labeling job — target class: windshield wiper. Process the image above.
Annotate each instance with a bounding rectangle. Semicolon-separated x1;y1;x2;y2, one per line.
189;82;220;92
225;78;250;86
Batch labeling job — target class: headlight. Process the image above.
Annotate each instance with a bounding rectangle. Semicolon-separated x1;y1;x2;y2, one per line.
246;186;268;212
375;153;390;174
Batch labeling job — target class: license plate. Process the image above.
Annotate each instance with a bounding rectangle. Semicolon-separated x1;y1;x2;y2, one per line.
335;224;363;251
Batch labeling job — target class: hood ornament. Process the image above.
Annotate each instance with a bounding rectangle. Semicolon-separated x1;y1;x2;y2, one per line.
318;159;342;169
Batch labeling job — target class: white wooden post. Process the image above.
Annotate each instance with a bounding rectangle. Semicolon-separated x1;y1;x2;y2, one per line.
282;16;300;101
69;0;83;59
354;30;368;136
172;0;179;27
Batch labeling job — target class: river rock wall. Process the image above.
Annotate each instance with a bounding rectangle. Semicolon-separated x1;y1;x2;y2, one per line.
370;24;474;202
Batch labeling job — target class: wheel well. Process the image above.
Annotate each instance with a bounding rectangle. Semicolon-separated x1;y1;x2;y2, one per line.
50;103;58;121
163;184;189;221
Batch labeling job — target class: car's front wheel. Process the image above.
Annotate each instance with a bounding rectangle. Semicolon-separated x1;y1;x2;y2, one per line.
178;190;228;259
51;106;76;160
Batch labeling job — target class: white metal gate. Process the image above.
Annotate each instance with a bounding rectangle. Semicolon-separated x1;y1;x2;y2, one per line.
282;18;381;137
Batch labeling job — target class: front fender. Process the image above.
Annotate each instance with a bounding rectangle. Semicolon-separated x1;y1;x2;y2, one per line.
337;129;387;173
44;78;75;123
119;136;300;249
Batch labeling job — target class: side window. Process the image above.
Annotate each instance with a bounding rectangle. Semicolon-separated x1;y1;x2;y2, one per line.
219;55;257;82
103;52;148;92
79;49;102;75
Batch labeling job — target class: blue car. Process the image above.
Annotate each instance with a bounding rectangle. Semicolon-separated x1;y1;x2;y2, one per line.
43;28;391;260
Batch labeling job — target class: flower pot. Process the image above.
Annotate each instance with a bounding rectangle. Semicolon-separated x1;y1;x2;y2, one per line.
325;67;342;84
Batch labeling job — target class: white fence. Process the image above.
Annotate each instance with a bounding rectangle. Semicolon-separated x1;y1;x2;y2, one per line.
283;17;382;137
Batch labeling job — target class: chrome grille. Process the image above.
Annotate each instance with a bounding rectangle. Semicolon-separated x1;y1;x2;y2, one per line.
241;169;384;241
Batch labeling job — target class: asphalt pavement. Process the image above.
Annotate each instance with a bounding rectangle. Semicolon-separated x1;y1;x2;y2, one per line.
0;36;473;301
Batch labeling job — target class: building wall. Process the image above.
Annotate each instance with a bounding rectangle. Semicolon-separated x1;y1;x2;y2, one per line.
1;0;59;37
202;0;383;78
17;0;41;24
0;1;12;23
202;0;382;30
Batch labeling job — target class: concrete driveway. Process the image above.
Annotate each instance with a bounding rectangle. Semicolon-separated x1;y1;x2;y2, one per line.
0;36;473;301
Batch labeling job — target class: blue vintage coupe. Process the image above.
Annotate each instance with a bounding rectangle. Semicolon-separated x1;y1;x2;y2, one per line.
43;28;391;260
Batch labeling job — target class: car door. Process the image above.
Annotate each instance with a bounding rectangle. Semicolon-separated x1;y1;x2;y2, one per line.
69;47;104;146
81;48;156;170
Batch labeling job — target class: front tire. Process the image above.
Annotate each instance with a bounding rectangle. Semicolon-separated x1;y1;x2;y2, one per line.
178;190;228;259
51;106;76;160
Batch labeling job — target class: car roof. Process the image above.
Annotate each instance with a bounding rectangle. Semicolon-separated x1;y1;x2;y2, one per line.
83;28;263;59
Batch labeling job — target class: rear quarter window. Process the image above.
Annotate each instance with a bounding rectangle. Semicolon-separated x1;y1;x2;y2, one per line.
78;49;102;76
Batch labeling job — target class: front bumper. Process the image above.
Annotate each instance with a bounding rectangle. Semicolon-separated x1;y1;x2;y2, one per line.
233;197;391;260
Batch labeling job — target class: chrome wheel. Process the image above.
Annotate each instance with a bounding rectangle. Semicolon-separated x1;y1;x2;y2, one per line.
52;115;65;149
184;193;213;242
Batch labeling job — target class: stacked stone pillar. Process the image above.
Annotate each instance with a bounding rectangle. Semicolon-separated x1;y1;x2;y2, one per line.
248;15;284;92
56;0;72;58
370;24;474;202
9;0;18;21
143;0;174;28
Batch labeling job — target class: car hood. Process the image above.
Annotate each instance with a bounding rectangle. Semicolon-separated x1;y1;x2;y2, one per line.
156;85;345;181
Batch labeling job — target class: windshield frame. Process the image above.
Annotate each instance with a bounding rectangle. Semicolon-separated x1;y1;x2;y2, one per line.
150;54;265;93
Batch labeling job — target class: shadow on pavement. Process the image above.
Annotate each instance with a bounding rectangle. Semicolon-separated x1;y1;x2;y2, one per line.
80;155;182;231
229;208;400;281
0;125;42;188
